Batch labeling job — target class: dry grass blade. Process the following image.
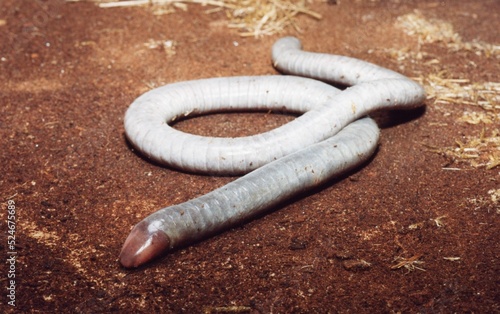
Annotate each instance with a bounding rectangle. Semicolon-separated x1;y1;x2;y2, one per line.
391;254;426;272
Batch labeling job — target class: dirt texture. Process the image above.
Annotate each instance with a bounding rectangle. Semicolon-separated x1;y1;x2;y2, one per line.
1;0;499;313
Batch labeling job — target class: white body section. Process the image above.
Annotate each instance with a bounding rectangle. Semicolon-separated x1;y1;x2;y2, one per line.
125;38;424;174
122;37;426;256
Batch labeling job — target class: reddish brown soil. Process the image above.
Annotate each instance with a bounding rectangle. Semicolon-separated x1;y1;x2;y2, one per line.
1;0;499;313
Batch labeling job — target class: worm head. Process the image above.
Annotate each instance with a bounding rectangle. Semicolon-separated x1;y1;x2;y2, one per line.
119;220;171;268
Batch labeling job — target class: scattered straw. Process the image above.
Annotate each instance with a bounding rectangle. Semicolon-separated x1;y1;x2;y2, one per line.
66;0;322;37
394;12;500;170
425;129;500;170
421;74;500;111
458;111;499;125
227;0;321;37
418;74;500;170
397;10;500;57
467;189;500;213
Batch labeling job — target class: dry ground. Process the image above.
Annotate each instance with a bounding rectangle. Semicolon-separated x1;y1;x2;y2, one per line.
0;0;499;312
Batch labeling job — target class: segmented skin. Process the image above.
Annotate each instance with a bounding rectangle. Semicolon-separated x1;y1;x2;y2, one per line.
119;37;425;268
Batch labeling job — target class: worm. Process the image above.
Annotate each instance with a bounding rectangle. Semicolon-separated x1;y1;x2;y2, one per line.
119;37;425;268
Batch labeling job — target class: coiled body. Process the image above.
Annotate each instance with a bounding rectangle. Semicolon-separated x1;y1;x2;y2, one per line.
120;37;425;268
